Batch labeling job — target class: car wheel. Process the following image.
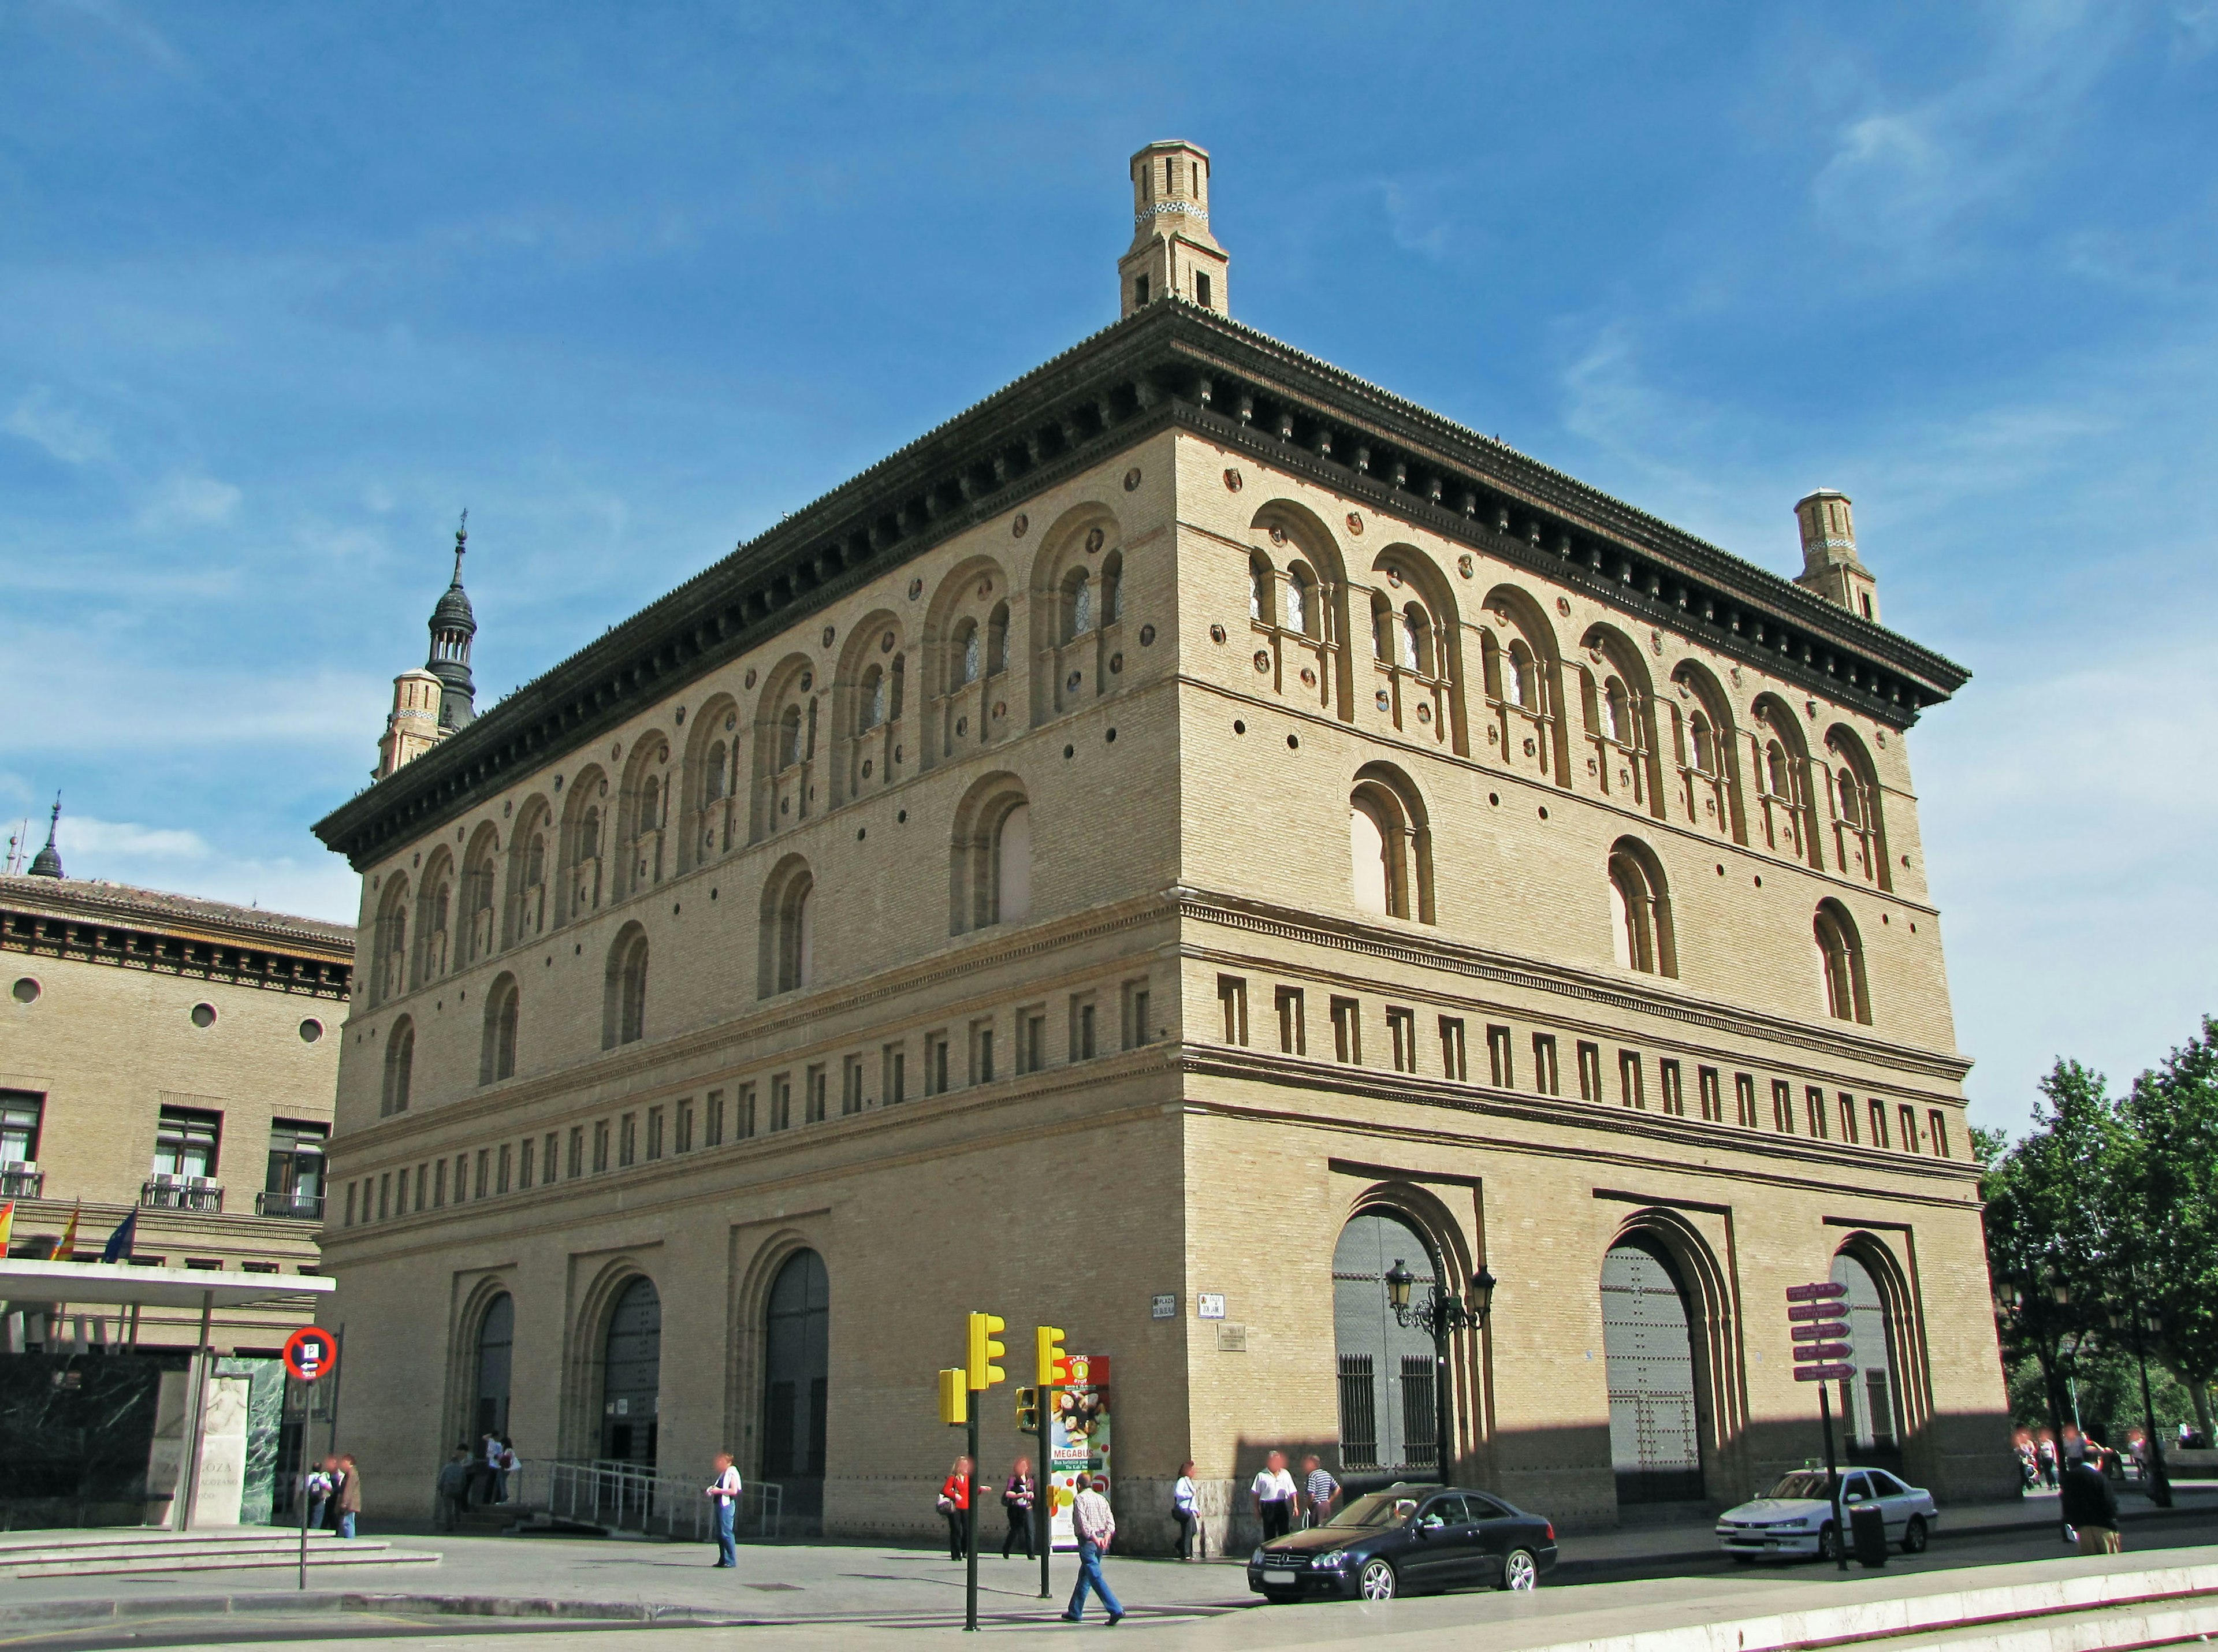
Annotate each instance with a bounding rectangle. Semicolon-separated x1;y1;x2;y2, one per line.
1903;1515;1928;1554
1499;1549;1540;1591
1817;1524;1840;1562
1359;1558;1398;1601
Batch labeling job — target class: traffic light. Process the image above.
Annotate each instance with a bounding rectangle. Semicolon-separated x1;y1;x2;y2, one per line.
939;1367;968;1426
1015;1386;1039;1431
968;1312;1007;1390
1037;1324;1070;1387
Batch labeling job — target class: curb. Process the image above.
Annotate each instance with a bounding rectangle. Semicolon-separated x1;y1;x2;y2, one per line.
0;1591;757;1631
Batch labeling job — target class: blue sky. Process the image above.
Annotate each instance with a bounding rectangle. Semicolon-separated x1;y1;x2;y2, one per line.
2;2;2212;1137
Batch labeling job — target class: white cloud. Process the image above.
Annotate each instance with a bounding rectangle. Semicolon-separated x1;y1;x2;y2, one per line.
3;388;111;464
58;816;211;860
136;471;243;530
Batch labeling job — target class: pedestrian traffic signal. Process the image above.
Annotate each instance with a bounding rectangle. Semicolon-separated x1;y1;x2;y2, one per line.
1016;1386;1039;1431
1037;1324;1071;1387
939;1366;968;1426
968;1312;1007;1390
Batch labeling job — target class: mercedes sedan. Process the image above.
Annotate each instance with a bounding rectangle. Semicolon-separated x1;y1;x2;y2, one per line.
1715;1468;1937;1561
1247;1484;1559;1602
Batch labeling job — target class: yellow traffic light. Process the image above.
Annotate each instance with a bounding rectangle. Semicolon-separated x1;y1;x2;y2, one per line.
1036;1324;1070;1387
968;1312;1007;1390
1015;1386;1039;1431
939;1367;968;1426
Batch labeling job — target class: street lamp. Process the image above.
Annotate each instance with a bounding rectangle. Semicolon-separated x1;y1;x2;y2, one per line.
2108;1294;2172;1508
1385;1257;1496;1483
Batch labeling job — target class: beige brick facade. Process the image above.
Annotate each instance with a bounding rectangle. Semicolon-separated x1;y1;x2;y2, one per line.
0;877;351;1350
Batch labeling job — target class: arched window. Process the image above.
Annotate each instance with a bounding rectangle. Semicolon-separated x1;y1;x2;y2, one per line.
603;925;649;1049
705;739;729;802
1601;678;1631;745
1831;1249;1903;1467
1249;553;1272;624
779;704;804;769
481;973;520;1084
381;1017;415;1116
993;802;1031;925
1506;640;1535;709
1825;728;1890;888
1689;712;1717;774
505;799;552;945
1065;569;1093;641
1369;590;1394;663
1332;1210;1449;1474
1348;767;1432;923
1401;604;1430;674
762;1249;830;1512
1607;839;1676;976
1765;741;1791;800
462;830;499;964
1100;550;1123;626
859;665;885;731
600;1276;661;1466
372;880;410;1005
954;619;981;687
985;602;1010;675
1814;899;1871;1024
473;1292;513;1441
1286;564;1314;637
1603;1238;1705;1502
760;858;815;996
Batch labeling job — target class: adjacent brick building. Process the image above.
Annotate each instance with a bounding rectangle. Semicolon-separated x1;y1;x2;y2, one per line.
313;140;2005;1545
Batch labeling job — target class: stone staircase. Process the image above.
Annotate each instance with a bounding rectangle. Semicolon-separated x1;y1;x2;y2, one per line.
0;1527;440;1579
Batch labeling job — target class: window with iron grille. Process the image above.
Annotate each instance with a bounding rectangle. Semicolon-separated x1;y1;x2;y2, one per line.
1337;1355;1379;1468
1400;1354;1438;1467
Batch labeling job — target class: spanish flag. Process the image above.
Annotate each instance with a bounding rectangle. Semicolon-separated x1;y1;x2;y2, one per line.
54;1203;80;1261
0;1200;13;1253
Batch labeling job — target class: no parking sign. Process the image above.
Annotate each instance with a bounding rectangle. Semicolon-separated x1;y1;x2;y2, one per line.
282;1326;338;1383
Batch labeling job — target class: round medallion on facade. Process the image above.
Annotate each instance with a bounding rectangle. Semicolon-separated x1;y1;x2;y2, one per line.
1066;672;1081;691
12;977;39;1005
745;668;758;689
1085;527;1105;555
1588;647;1603;665
799;671;812;691
1556;597;1572;617
1458;555;1473;579
554;775;564;792
957;716;968;736
908;578;924;600
1487;725;1498;745
977;578;993;598
612;742;622;759
504;799;512;816
881;630;895;652
1223;468;1244;492
1375;689;1391;711
1253;650;1270;672
1346;512;1364;535
862;759;873;778
599;778;608;796
1110;652;1123;675
1269;525;1289;546
1417;703;1431;723
298;1018;322;1042
1523;737;1538;756
1139;623;1155;646
1013;513;1029;537
1210;624;1226;643
1650;630;1664;656
822;625;836;649
726;711;738;730
1875;730;1888;747
675;705;686;725
1122;467;1141;492
994;700;1007;719
1386;567;1402;588
1300;666;1318;688
781;798;791;814
190;1003;217;1028
1805;699;1818;719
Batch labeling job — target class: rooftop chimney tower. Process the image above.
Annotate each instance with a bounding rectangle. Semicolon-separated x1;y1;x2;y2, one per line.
1119;140;1229;321
1793;489;1879;625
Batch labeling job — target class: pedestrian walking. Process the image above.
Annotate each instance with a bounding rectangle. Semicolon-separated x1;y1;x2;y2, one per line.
2061;1446;2123;1554
1172;1460;1199;1560
937;1456;973;1561
306;1455;337;1532
1251;1450;1298;1542
706;1451;743;1568
435;1448;470;1531
479;1433;502;1505
1060;1473;1124;1626
2038;1433;2059;1489
1301;1456;1339;1527
1000;1456;1036;1560
496;1437;518;1502
334;1454;362;1539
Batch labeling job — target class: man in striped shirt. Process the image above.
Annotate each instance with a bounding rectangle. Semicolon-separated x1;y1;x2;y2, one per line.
1302;1456;1339;1527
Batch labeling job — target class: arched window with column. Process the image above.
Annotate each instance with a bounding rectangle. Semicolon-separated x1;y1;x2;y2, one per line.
1331;1209;1449;1476
600;1276;661;1467
602;924;649;1049
1607;838;1677;976
1602;1236;1706;1504
1814;899;1871;1024
381;1017;415;1116
1831;1247;1908;1471
481;973;520;1084
1823;725;1891;890
371;878;410;1006
758;855;814;998
1349;764;1433;924
761;1249;830;1517
949;774;1031;933
473;1292;513;1442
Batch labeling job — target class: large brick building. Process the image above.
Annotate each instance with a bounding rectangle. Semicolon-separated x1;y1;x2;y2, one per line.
312;140;2004;1545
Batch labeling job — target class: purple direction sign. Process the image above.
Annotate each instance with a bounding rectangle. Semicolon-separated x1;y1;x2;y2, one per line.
1787;1281;1853;1382
1795;1361;1856;1382
1785;1282;1847;1303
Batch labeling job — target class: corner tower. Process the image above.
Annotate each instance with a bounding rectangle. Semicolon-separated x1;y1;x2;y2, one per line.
1119;140;1229;319
1793;489;1879;624
427;515;478;731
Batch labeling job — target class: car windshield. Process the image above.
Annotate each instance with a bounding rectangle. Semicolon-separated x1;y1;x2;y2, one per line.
1766;1472;1834;1500
1326;1493;1421;1529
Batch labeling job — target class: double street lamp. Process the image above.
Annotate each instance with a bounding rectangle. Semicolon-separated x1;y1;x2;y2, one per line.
1384;1257;1497;1484
2107;1298;2172;1509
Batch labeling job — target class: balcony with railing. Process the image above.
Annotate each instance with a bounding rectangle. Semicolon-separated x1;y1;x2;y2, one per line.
0;1163;43;1200
255;1189;323;1219
140;1175;223;1212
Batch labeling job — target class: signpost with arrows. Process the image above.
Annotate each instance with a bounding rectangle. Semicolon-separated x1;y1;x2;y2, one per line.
1787;1281;1854;1572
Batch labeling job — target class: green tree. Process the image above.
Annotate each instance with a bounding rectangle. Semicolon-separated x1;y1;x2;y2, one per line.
2122;1017;2218;1441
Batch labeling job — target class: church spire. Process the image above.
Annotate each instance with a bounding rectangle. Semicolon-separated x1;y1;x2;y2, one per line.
426;511;478;732
27;794;63;879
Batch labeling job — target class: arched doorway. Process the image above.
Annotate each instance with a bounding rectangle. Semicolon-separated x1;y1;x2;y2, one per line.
473;1293;513;1442
1601;1238;1704;1504
1832;1251;1902;1469
600;1277;661;1465
761;1250;829;1515
1332;1211;1445;1476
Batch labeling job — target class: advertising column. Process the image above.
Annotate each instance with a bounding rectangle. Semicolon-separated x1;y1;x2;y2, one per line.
1047;1355;1111;1551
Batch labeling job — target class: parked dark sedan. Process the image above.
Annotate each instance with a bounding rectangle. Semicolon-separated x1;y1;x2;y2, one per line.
1245;1484;1558;1602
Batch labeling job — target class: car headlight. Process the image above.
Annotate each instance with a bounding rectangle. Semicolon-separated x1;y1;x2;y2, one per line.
1251;1547;1264;1565
1322;1551;1352;1567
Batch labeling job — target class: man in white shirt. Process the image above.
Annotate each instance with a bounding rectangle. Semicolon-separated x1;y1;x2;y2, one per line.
1252;1451;1298;1542
705;1452;742;1568
1060;1474;1124;1625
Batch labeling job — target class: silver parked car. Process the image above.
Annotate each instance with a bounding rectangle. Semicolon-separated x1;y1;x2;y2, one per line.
1715;1468;1937;1561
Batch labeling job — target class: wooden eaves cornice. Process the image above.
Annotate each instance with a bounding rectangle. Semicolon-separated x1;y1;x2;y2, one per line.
314;302;1970;871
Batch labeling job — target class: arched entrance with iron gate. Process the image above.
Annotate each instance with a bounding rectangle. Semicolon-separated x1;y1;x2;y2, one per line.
1601;1237;1705;1504
1833;1249;1904;1471
761;1249;829;1516
600;1276;661;1466
474;1292;513;1442
1331;1210;1446;1478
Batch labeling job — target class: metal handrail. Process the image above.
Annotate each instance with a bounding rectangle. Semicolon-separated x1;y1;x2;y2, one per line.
255;1189;325;1218
504;1458;782;1542
0;1167;43;1199
140;1178;223;1211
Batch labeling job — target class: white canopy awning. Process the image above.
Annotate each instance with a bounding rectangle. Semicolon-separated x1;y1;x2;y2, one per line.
0;1257;335;1311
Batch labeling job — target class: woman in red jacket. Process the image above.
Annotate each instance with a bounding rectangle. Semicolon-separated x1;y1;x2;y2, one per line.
938;1456;973;1561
